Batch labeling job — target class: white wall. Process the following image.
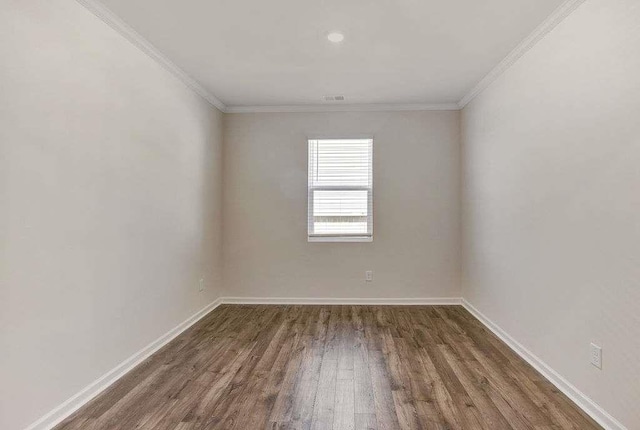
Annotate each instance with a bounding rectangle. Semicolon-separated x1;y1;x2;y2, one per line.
0;1;224;429
223;111;461;299
461;0;640;428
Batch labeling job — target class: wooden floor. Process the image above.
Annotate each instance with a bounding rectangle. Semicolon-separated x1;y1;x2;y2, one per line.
55;305;602;430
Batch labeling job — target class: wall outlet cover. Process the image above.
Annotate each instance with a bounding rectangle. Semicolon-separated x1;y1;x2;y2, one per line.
590;343;602;369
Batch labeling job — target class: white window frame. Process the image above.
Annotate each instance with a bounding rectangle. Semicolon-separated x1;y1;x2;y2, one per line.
307;137;374;243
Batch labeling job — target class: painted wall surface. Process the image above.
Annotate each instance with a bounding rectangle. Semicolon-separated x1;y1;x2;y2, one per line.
0;1;224;428
223;111;461;299
461;0;640;427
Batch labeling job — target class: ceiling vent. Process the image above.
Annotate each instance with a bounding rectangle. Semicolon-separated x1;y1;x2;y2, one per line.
323;95;346;102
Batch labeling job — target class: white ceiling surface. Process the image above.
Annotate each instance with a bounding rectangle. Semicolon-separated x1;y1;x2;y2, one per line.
95;0;565;108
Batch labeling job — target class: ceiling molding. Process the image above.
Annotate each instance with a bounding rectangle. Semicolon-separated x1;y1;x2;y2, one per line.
76;0;227;112
225;103;460;114
77;0;585;114
457;0;587;109
74;1;457;114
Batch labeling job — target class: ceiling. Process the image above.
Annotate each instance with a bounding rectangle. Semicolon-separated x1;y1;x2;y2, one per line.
94;0;566;109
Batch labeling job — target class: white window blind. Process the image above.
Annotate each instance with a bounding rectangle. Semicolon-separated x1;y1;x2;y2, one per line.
308;138;373;242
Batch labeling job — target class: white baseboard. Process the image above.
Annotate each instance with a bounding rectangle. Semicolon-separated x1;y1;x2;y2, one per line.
23;296;457;429
28;297;622;430
221;297;462;305
461;299;626;430
24;298;223;430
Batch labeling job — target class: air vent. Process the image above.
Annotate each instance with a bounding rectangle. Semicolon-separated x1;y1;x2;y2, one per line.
323;95;346;102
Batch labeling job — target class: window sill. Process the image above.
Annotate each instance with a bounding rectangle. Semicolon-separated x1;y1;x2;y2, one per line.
308;236;373;243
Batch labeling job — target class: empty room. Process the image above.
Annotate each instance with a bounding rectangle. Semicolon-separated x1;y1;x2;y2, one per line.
2;0;639;429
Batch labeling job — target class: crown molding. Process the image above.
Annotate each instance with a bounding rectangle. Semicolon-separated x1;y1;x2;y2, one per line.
77;0;586;114
225;103;460;114
75;0;227;112
77;0;456;114
457;0;587;109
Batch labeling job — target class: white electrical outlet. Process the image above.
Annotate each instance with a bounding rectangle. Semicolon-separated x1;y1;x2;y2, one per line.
590;343;602;369
199;278;204;292
365;271;373;282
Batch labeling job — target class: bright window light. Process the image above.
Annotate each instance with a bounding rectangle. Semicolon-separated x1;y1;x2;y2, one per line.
308;138;373;242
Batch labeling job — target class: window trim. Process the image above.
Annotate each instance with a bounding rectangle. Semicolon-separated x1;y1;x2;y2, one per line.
307;137;374;243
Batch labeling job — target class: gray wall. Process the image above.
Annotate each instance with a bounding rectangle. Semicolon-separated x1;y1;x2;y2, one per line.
0;1;224;428
461;0;640;427
222;111;461;299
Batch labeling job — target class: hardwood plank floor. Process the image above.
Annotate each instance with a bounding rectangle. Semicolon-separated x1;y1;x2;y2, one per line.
54;305;602;430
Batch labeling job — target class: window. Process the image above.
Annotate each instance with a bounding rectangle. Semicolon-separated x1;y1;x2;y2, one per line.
308;138;373;242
